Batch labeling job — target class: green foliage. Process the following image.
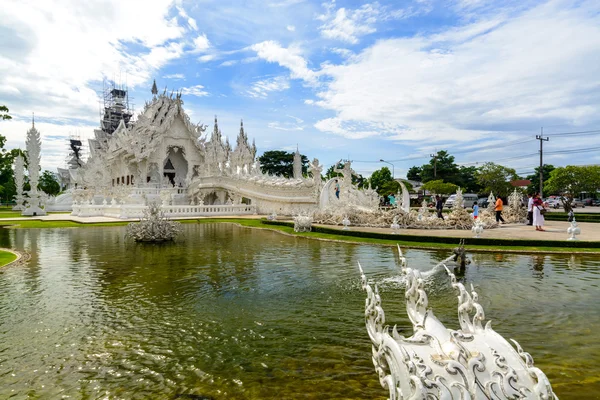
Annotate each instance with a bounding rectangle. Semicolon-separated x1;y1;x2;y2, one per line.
406;166;422;181
457;166;482;194
0;148;28;203
545;165;600;211
526;164;555;194
370;167;392;193
258;150;308;178
39;170;61;196
421;150;460;183
476;162;518;197
421;179;458;195
0;106;11;121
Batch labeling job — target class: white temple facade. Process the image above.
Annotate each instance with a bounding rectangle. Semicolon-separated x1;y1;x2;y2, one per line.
58;83;328;218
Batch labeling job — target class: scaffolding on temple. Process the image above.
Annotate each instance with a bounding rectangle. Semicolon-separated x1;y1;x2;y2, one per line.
65;134;85;168
99;79;134;135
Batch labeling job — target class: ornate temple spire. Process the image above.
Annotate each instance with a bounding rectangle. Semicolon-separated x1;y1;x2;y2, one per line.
151;79;158;97
32;112;35;128
240;119;245;139
293;145;302;179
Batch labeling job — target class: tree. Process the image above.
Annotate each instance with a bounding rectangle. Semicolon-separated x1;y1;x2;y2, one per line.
325;161;367;188
526;164;555;194
545;165;600;211
457;166;482;194
0;106;11;121
406;166;422;181
476;162;518;197
0;110;19;204
413;150;460;184
421;179;458;195
39;170;61;196
258;150;308;178
370;167;393;194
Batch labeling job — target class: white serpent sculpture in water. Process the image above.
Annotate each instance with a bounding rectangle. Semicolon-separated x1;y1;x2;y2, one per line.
358;245;558;400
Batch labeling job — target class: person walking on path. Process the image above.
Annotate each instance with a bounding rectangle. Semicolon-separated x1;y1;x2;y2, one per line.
495;196;505;224
527;193;534;225
334;179;340;199
472;201;479;220
435;195;444;220
533;194;546;231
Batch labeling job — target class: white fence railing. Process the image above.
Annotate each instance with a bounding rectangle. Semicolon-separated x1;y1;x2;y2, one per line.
71;203;256;219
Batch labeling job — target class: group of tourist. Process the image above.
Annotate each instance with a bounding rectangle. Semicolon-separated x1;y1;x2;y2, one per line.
434;193;550;232
527;193;547;231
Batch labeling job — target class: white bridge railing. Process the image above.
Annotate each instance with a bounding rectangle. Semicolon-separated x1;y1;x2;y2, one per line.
72;203;256;219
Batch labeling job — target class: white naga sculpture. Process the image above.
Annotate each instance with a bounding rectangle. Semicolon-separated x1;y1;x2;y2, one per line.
12;154;25;211
22;119;47;216
359;246;557;400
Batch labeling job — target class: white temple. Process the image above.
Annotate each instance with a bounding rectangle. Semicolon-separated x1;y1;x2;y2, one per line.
51;82;356;218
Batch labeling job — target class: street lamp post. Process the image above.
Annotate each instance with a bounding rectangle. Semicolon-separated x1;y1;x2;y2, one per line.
379;159;395;179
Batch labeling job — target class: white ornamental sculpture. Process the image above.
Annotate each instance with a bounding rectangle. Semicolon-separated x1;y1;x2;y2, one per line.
567;218;581;241
390;216;400;234
472;219;484;238
22;118;47;216
359;245;557;400
342;215;351;230
125;202;182;242
293;214;312;232
12;154;25;211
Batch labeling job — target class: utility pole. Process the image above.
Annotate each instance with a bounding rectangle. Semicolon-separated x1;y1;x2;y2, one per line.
536;128;549;198
430;152;438;178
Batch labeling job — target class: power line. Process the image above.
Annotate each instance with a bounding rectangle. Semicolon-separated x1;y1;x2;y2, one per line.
544;129;600;137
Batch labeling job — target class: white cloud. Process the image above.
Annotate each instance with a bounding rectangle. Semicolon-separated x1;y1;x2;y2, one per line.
220;60;238;67
287;25;296;31
180;85;210;97
193;33;211;52
330;47;354;58
314;1;600;143
268;122;303;131
176;5;198;30
250;41;317;83
0;0;188;123
246;76;290;98
198;54;216;63
317;1;380;44
268;115;305;131
163;73;185;80
268;0;306;7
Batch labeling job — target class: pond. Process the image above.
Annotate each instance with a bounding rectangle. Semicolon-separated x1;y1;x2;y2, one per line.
0;223;598;399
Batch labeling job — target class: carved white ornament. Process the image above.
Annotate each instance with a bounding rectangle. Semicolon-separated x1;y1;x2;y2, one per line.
12;154;25;211
567;218;581;241
359;246;558;400
125;202;182;242
293;214;312;232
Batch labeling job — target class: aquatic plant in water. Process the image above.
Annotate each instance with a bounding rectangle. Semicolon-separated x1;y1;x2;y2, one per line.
125;202;182;242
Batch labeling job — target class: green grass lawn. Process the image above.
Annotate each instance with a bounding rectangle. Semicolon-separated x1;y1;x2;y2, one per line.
0;250;18;267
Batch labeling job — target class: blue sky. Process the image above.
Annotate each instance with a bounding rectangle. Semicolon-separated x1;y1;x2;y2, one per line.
1;0;599;178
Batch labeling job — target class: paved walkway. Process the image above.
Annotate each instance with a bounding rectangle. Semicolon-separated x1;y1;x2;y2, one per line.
5;213;598;243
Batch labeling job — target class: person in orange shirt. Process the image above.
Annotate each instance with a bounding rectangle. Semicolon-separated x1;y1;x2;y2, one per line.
495;196;505;223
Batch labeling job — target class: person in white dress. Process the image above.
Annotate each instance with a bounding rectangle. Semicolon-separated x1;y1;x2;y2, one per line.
532;194;545;231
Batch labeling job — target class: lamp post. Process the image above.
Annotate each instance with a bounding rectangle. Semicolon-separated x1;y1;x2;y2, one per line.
379;159;395;179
